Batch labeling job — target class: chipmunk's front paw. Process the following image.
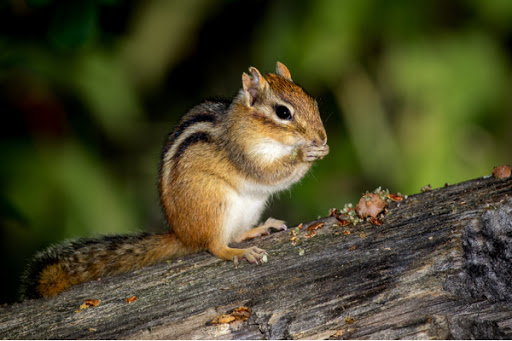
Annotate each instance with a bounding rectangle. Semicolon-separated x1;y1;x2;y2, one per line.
262;218;287;232
236;218;287;242
300;143;329;162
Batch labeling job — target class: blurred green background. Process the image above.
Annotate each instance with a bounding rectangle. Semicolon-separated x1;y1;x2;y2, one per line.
1;0;511;303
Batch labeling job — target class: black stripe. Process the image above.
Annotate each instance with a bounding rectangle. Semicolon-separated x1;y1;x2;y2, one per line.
173;131;211;161
174;114;216;140
160;113;216;163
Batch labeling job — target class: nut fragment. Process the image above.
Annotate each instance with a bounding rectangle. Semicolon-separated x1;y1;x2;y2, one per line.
290;147;299;161
289;226;301;245
492;165;511;179
356;193;388;219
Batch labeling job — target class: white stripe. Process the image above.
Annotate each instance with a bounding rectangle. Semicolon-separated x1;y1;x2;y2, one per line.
161;121;215;187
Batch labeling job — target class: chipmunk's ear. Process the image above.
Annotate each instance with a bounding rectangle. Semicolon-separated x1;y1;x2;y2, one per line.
242;66;268;107
276;61;292;81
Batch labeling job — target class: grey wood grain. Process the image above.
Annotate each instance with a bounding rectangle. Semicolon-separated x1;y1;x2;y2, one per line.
1;175;511;339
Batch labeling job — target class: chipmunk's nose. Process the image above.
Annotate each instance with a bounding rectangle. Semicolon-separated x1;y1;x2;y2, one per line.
314;130;327;146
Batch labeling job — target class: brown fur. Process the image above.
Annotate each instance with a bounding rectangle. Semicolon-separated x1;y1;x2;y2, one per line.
21;62;328;299
21;233;190;299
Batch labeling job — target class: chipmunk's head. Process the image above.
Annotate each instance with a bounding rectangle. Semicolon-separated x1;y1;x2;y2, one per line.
236;62;327;151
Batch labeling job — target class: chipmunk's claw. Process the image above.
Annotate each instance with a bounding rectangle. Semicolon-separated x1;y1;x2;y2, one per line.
233;247;267;267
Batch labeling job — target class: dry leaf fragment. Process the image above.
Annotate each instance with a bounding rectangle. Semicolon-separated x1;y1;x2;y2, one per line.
75;299;101;313
369;217;383;226
84;299;101;307
387;193;404;201
306;221;325;232
304;231;316;238
492;165;511;179
345;316;355;324
211;314;236;324
332;330;344;337
75;304;88;313
232;306;251;321
356;193;388;219
304;221;324;238
336;217;350;226
211;306;251;325
125;296;137;303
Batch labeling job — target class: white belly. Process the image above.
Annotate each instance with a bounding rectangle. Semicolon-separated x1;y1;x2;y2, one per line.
222;190;269;244
220;161;311;244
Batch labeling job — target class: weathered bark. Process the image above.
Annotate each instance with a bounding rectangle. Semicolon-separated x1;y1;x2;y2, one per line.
1;175;512;340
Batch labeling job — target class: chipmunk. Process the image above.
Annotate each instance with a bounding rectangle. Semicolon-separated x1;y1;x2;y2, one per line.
20;62;329;299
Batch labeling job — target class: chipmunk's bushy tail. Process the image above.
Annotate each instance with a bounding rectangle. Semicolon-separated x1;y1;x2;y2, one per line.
20;232;189;299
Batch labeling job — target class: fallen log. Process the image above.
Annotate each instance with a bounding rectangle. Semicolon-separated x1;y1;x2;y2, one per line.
1;175;511;339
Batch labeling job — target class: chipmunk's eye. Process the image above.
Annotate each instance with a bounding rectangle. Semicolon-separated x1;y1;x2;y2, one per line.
274;105;292;120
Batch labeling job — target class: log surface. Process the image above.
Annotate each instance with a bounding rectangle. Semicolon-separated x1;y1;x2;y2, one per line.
1;175;512;339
